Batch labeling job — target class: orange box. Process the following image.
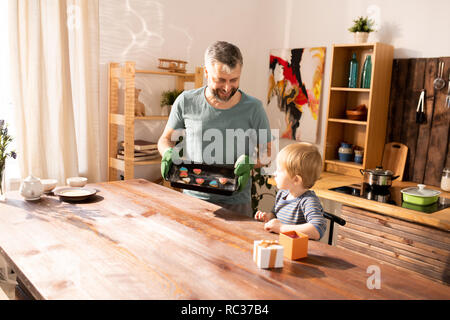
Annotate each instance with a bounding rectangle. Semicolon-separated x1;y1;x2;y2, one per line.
279;231;308;260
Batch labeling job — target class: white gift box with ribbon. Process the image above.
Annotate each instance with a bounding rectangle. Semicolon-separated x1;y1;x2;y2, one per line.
253;240;284;269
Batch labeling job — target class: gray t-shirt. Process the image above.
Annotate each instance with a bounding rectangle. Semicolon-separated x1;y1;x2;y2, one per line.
166;86;272;205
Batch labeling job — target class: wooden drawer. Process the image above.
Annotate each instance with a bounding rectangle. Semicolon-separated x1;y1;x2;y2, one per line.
337;205;450;285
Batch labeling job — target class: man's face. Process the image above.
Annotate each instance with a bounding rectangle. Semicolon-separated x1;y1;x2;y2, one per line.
205;63;241;102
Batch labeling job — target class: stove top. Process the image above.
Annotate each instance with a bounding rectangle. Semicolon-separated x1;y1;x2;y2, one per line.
329;183;450;214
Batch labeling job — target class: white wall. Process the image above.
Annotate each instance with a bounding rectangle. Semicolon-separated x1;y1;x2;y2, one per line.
99;0;286;182
282;0;450;157
99;0;450;183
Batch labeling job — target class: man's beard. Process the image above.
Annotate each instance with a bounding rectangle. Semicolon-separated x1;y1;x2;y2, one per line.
209;86;238;103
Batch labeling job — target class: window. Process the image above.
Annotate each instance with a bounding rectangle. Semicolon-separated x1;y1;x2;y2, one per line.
0;0;20;190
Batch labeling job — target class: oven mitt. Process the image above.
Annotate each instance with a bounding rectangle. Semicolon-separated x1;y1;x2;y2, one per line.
234;155;254;192
161;147;173;180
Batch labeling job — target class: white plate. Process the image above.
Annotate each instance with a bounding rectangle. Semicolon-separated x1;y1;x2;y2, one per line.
54;187;97;202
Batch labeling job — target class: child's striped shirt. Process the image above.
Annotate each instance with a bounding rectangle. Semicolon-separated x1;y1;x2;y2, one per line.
272;189;327;239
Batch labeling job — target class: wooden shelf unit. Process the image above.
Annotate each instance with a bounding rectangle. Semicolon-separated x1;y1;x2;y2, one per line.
107;61;203;181
323;43;394;177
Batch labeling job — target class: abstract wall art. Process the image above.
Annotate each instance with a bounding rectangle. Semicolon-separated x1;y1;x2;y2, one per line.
267;47;326;142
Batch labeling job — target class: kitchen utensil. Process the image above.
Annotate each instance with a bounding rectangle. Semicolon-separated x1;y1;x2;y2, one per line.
54;187;97;202
415;89;426;124
381;142;408;181
360;166;399;189
400;184;440;206
433;61;445;90
19;175;44;201
168;163;238;195
445;72;450;109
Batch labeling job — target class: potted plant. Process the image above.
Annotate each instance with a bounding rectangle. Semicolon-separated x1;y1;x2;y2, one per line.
348;16;375;43
0;120;17;201
160;89;183;115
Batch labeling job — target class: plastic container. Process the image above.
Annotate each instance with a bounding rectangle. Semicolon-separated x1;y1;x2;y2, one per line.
348;53;358;88
360;55;372;88
441;168;450;192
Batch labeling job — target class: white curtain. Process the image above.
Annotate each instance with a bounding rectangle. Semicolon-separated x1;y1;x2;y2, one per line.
9;0;101;184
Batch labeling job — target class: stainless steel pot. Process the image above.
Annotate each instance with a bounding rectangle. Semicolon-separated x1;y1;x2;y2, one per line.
360;166;399;188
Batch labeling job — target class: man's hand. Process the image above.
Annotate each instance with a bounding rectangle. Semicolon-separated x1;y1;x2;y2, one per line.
161;148;173;180
234;155;254;192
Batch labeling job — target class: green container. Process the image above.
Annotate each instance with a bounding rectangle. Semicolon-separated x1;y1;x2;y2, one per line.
402;201;438;213
400;184;440;206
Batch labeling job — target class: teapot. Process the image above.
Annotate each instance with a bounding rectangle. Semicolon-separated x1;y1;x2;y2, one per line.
19;175;44;201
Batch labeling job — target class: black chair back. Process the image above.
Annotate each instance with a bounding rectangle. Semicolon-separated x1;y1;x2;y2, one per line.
323;211;346;245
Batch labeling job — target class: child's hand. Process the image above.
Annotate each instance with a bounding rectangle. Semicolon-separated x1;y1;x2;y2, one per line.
254;211;275;222
264;218;282;233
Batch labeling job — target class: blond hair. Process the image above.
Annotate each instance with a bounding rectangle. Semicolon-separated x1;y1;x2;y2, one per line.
277;142;322;189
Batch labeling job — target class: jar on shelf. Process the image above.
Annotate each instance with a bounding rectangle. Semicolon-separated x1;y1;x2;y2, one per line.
441;168;450;192
354;149;364;164
338;142;353;162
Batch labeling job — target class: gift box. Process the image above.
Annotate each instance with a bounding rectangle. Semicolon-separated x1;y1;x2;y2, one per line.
279;231;308;260
253;240;284;269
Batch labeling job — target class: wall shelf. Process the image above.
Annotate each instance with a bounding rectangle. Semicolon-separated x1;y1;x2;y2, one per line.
323;43;394;177
107;61;203;181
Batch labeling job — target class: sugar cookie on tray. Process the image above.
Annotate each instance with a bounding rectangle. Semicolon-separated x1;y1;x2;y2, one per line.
209;180;218;188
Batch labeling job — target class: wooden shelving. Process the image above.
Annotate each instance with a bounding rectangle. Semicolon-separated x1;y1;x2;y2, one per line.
323;43;394;177
107;61;203;181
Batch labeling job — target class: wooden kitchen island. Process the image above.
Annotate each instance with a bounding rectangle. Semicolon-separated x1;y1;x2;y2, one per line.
0;179;449;300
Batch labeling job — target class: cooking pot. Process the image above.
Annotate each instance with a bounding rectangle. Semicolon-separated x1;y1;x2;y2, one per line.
360;166;399;188
400;184;440;206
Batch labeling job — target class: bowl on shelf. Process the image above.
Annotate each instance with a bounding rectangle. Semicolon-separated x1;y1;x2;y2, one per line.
346;104;367;121
66;177;88;187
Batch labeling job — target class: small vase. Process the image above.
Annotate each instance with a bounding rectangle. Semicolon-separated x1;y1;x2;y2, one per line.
0;161;6;201
354;32;369;43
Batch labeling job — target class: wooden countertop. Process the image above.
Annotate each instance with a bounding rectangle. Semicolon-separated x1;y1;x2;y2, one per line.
311;172;450;232
0;179;449;299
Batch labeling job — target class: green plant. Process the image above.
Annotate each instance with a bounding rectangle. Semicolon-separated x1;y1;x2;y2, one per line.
0;120;17;197
0;120;16;164
251;167;276;213
348;16;375;33
160;89;183;107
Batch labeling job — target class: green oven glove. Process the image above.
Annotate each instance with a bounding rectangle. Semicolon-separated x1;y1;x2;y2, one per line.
161;148;173;180
234;155;254;192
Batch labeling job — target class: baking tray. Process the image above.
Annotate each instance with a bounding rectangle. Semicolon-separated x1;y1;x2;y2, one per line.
168;163;238;195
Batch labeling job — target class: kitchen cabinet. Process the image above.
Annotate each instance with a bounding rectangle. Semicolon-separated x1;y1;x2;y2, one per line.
323;43;394;177
337;205;449;285
107;61;203;181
